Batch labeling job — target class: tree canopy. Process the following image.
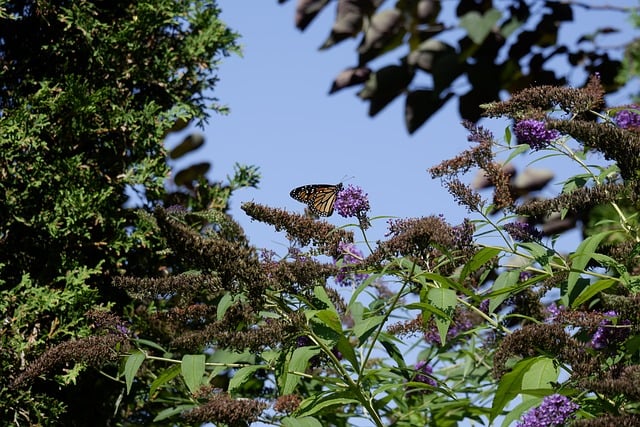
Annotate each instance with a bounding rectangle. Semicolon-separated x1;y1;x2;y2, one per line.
276;0;635;133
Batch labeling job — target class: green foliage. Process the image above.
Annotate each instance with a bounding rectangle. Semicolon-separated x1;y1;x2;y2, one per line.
0;0;242;424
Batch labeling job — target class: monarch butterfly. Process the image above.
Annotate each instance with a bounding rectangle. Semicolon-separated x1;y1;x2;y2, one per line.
290;183;343;217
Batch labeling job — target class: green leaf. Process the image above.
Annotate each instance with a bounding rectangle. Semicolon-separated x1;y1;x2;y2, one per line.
460;9;502;44
504;144;530;163
314;309;343;335
124;351;145;395
297;392;361;417
132;338;168;354
282;416;324;427
282;346;321;395
489;269;521;313
353;315;386;342
153;404;196;422
572;278;617;307
150;364;181;397
490;357;539;421
460;246;501;281
379;333;406;369
181;354;206;394
517;242;554;273
216;292;234;321
229;365;263;393
313;285;336;311
335;336;360;372
563;231;609;306
427;288;457;345
521;357;558;393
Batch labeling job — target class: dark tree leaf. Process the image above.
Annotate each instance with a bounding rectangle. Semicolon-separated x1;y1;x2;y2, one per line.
174;163;211;187
358;64;415;116
406;39;456;73
405;90;454;134
169;133;205;160
456;0;493;17
357;8;405;65
320;0;380;50
416;0;442;24
295;0;330;31
511;168;554;197
329;67;371;94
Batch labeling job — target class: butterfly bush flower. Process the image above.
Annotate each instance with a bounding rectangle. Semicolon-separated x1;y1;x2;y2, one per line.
335;184;371;229
334;242;369;287
504;221;543;243
516;394;579;427
514;119;560;150
591;310;630;349
408;360;437;391
545;303;564;322
614;105;640;129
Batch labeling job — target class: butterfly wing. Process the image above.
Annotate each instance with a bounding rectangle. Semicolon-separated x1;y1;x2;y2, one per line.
290;183;343;216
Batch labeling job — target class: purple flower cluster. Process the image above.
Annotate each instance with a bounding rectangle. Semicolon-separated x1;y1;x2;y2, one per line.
545;303;564;322
334;242;369;286
516;394;579;427
334;185;370;219
514;119;560;150
412;361;437;387
591;310;630;350
504;221;543;243
614;105;640;129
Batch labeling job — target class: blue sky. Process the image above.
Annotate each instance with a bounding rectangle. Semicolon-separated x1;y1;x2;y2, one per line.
166;1;638;254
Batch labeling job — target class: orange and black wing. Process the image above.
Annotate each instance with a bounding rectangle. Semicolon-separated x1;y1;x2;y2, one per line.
290;183;343;217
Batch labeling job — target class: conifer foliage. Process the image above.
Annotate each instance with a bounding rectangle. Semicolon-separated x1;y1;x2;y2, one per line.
5;1;640;426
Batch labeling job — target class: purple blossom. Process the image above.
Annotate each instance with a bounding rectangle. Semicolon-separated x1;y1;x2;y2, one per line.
614;105;640;129
296;336;313;347
334;185;371;228
116;324;130;336
412;361;437;387
514;119;560;150
504;221;543;243
479;299;490;314
545;303;564;322
591;310;630;349
516;394;579;427
334;242;369;286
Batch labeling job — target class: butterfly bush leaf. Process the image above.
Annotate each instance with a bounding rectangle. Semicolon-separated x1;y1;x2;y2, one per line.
489;269;521;313
572;278;616;307
282;346;321;395
181;354;205;394
150;364;181;397
296;391;361;417
491;357;539;421
153;404;197;422
460;246;501;282
564;231;609;307
427;288;456;345
521;357;558;393
313;285;337;312
229;365;264;393
353;315;386;342
124;351;146;395
282;416;324;427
